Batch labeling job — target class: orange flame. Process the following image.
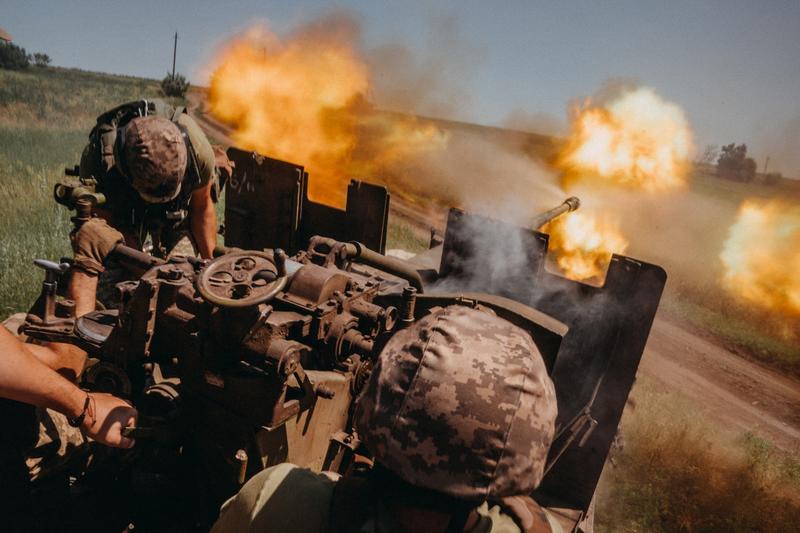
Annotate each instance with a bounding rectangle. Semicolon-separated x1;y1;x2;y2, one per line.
720;200;800;316
558;87;693;191
541;211;629;283
207;21;447;207
543;87;690;281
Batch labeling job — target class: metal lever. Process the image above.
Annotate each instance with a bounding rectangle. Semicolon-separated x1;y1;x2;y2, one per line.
33;259;71;322
34;259;70;279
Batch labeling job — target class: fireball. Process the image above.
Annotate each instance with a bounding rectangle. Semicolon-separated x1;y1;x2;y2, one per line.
720;200;800;315
207;20;447;208
208;23;368;206
558;87;693;191
542;211;629;283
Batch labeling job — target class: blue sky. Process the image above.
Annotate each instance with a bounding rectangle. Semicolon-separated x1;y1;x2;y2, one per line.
3;0;800;176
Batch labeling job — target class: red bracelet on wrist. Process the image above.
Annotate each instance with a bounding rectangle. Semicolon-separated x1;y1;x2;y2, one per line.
67;393;91;428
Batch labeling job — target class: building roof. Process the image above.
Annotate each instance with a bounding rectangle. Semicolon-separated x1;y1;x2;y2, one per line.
0;26;12;42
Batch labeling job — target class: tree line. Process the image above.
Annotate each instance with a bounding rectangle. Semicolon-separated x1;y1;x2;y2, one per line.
0;41;50;69
1;41;189;98
697;143;783;185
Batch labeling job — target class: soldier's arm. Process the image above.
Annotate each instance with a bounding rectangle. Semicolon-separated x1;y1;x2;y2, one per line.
189;180;217;259
67;217;125;317
177;114;219;259
0;326;137;448
24;341;87;382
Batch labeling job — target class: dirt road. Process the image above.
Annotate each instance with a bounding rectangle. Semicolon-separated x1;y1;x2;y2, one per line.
188;91;800;454
641;314;800;451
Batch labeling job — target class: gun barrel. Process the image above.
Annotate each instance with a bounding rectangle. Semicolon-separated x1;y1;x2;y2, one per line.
111;244;165;275
531;196;581;230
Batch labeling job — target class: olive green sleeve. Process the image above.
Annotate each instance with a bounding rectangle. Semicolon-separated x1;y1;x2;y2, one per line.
211;464;334;533
177;113;215;190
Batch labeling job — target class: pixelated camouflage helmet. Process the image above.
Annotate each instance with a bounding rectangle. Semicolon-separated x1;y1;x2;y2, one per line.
119;116;187;203
354;304;557;501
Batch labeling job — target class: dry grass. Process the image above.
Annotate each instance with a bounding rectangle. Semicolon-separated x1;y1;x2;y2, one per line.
596;378;800;532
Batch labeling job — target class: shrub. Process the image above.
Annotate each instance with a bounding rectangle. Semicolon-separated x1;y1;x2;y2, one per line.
161;72;190;97
0;42;30;70
717;143;757;182
32;53;51;68
764;172;783;186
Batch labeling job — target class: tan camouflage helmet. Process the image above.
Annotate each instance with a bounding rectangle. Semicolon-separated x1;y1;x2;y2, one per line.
119;115;187;203
354;304;558;501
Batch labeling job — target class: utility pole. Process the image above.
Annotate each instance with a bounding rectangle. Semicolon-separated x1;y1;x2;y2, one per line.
172;31;178;78
763;155;770;176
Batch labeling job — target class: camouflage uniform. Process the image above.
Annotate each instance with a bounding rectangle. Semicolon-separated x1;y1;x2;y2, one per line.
78;101;217;211
212;305;561;532
72;104;220;306
73;101;218;270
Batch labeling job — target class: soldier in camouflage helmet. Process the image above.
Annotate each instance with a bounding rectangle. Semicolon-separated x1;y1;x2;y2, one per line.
211;305;562;533
67;99;234;316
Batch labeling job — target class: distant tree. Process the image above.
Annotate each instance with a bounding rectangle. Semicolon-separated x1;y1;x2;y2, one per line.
763;172;783;186
0;41;30;70
32;52;51;67
697;144;719;166
717;143;757;182
161;72;190;98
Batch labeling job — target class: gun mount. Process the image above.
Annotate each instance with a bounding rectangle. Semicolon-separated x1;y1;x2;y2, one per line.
22;150;665;532
24;239;564;528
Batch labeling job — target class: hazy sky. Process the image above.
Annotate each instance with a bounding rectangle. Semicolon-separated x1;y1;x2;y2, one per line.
4;0;800;176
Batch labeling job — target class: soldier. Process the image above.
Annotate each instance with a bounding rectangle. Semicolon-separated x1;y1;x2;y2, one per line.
211;305;563;533
66;99;233;316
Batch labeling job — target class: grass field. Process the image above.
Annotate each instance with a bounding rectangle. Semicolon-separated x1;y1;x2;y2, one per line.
596;376;800;532
0;67;170;319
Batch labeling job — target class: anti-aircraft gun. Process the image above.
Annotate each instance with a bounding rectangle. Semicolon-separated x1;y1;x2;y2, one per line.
23;149;665;532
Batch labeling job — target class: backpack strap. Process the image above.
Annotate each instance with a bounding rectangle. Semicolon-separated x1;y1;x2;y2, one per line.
91;100;155;176
168;105;202;192
175;123;201;191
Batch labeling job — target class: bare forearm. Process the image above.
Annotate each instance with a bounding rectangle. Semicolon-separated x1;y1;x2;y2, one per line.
68;269;99;317
1;327;137;448
25;341;87;380
0;327;86;420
